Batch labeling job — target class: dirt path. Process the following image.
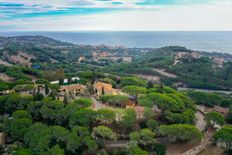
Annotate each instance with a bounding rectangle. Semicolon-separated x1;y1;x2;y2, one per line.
137;74;160;83
91;97;107;110
0;59;13;66
178;87;232;95
105;140;129;148
195;110;207;132
153;68;177;78
0;73;14;82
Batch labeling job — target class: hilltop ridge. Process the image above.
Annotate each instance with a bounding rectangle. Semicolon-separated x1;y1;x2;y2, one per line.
0;35;72;47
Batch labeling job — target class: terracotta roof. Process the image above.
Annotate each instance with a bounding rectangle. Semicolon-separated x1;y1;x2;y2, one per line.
94;82;117;95
60;84;85;91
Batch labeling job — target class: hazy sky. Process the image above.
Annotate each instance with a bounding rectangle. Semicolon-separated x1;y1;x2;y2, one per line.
0;0;232;31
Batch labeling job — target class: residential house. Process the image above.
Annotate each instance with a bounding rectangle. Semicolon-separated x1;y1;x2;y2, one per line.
103;98;135;109
93;82;118;96
59;84;86;97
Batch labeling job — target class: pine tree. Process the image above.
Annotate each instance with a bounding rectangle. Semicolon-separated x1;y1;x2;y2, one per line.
68;77;72;85
59;79;64;85
45;84;49;95
91;68;97;84
147;80;154;89
33;92;44;101
49;90;57;100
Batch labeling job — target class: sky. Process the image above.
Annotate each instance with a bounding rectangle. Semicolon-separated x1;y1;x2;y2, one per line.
0;0;232;31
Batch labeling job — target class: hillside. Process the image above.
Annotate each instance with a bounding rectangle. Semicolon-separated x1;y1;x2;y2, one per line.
0;35;72;47
1;35;232;90
104;46;232;90
0;35;92;66
0;35;231;155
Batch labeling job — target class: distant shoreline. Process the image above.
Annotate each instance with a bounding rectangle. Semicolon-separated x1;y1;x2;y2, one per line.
1;31;232;54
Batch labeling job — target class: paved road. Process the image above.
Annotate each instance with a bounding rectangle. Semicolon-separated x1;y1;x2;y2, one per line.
105;140;129;148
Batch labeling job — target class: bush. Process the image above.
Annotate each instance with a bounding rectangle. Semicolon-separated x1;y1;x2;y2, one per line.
205;112;225;127
72;97;93;108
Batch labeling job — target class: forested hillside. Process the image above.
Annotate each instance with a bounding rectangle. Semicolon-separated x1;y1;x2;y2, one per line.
0;36;232;155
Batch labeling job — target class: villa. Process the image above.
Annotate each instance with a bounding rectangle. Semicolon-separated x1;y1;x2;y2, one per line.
93;82;120;96
59;84;86;97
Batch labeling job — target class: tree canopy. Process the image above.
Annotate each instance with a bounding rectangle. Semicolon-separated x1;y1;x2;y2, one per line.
213;125;232;151
159;124;202;143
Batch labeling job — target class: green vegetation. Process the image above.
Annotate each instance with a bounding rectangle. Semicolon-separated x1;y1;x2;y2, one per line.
213;125;232;151
96;109;115;124
92;125;117;141
188;91;232;108
227;107;232;124
122;86;147;104
100;95;129;106
118;108;137;130
1;36;232;154
138;87;196;124
159;124;202;143
120;77;147;88
205;112;225;127
72;97;93;108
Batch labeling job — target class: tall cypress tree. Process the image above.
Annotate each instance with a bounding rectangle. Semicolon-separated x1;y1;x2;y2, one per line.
102;86;105;95
45;84;49;95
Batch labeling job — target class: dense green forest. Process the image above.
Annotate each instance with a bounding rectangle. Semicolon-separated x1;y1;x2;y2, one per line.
0;36;232;155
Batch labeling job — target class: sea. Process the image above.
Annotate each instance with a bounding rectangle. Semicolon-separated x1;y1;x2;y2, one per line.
0;31;232;53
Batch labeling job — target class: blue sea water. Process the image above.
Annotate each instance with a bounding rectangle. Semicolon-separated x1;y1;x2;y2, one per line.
0;31;232;53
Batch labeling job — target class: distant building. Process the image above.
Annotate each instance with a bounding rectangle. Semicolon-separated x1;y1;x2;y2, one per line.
71;77;80;81
213;57;224;67
50;80;59;84
50;77;80;85
108;56;132;63
191;52;201;59
99;52;110;57
64;79;68;84
175;52;188;60
78;56;85;63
